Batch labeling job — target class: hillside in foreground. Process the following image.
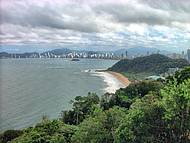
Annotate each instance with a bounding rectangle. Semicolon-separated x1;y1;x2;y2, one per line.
108;54;190;75
1;67;190;143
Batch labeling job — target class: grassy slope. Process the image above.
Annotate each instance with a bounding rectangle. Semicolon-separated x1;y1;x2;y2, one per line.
122;72;152;81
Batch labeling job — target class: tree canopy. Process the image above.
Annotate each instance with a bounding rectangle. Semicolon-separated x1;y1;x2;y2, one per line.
108;54;189;74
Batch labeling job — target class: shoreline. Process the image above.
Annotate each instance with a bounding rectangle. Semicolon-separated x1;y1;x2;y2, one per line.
86;69;130;93
106;71;130;87
94;69;130;92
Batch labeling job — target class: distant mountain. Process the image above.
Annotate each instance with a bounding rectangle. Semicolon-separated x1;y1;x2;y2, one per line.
0;52;40;58
0;52;9;57
108;54;190;74
43;48;72;55
44;48;108;54
114;47;170;57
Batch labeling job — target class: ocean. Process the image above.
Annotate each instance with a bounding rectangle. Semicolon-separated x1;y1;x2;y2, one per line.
0;58;123;131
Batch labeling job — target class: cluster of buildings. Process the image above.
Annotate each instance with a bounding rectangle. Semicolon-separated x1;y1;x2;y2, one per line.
62;52;116;59
167;49;190;62
1;51;119;59
1;49;190;62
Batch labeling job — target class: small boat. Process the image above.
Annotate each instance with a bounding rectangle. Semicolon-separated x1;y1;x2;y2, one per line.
71;58;80;61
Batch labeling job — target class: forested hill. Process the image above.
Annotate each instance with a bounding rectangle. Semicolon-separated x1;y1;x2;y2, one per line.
108;54;190;74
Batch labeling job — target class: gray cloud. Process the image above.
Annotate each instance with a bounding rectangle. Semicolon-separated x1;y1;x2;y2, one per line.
1;2;99;33
95;4;169;25
140;0;190;13
0;0;190;51
95;1;190;26
2;0;190;32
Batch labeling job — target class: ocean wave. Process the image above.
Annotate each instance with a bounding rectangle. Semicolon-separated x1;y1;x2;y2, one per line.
81;69;105;73
91;71;125;93
81;69;94;73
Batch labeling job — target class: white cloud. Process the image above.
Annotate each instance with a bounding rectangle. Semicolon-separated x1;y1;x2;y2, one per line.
0;0;190;51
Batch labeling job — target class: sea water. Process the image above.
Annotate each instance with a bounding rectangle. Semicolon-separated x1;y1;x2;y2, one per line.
0;58;123;131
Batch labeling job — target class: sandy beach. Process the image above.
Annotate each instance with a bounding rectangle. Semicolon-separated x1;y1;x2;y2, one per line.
92;70;130;93
107;71;130;87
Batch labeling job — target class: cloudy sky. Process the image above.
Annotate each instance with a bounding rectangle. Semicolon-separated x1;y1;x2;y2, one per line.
1;0;190;52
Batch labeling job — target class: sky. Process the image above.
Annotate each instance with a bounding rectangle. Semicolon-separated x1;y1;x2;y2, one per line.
0;0;190;53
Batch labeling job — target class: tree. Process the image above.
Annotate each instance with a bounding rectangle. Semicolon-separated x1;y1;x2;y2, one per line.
100;93;120;110
160;79;190;142
166;66;190;84
108;54;189;74
71;107;127;143
0;130;23;143
115;79;190;143
100;81;163;110
61;93;99;125
115;94;166;143
11;120;77;143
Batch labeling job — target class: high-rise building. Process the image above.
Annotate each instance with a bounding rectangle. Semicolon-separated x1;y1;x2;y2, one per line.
182;51;185;56
181;51;185;59
187;49;190;61
121;53;124;59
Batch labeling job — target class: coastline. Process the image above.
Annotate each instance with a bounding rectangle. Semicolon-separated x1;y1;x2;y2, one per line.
106;71;130;87
92;70;130;93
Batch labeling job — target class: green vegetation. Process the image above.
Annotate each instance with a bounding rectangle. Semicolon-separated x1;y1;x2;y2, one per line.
115;79;190;142
0;130;23;143
60;93;99;125
1;68;190;143
100;80;163;110
122;72;152;81
108;54;190;75
166;67;190;84
71;107;127;143
11;120;77;143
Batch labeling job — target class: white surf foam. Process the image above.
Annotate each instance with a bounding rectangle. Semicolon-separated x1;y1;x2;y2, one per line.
91;71;125;93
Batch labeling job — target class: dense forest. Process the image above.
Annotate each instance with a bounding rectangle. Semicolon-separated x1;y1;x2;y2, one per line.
108;54;190;74
1;67;190;143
